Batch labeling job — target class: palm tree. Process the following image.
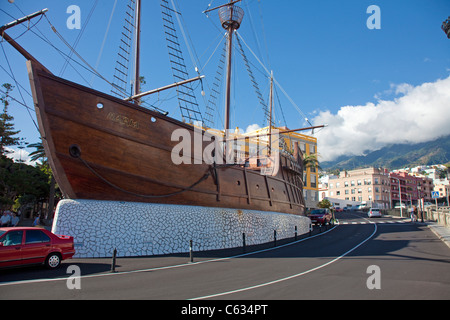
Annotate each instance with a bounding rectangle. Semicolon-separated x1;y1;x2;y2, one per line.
28;142;46;164
303;153;321;171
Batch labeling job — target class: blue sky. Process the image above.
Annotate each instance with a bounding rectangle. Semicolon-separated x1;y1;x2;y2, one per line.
1;0;450;163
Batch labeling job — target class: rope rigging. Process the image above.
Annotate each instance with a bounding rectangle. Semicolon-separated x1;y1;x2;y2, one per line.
161;0;204;125
1;0;312;136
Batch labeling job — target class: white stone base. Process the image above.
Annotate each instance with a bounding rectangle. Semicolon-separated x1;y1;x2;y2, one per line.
52;199;311;258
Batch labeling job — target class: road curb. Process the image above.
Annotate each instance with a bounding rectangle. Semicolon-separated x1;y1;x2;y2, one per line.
427;223;450;249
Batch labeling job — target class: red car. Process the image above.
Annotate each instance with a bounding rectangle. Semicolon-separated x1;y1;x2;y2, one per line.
308;208;333;226
0;227;75;269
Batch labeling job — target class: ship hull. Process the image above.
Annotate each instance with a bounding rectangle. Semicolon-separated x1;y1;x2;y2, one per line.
28;61;305;216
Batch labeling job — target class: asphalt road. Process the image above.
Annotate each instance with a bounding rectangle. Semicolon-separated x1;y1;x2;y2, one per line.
1;212;449;303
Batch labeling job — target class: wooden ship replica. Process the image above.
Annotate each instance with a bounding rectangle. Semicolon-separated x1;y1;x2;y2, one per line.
1;1;321;217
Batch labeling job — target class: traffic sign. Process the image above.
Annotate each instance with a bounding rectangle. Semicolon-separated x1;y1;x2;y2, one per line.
431;191;440;199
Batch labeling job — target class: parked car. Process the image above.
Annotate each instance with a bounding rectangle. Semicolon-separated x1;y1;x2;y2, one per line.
367;208;382;218
335;207;343;212
308;208;333;225
0;227;75;269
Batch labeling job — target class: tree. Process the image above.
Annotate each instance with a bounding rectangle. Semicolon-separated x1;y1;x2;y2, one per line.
28;141;46;164
0;83;20;156
29;140;59;218
317;199;332;209
303;153;321;171
0;156;50;212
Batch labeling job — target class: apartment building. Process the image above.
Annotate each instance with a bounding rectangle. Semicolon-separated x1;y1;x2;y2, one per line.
322;166;441;209
434;184;450;205
242;126;319;210
280;129;319;210
327;167;391;209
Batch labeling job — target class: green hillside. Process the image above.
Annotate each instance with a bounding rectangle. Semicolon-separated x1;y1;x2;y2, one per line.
321;135;450;171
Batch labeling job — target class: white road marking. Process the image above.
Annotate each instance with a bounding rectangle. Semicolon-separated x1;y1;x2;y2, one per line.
190;220;378;300
0;225;339;287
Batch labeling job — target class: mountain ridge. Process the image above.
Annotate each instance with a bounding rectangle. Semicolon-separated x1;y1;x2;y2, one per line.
320;135;450;171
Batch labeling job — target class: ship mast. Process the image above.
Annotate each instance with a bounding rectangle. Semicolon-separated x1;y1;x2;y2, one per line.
268;70;273;155
214;0;244;136
133;0;142;105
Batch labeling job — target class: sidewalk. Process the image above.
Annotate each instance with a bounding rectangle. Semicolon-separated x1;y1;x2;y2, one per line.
427;222;450;249
358;213;450;249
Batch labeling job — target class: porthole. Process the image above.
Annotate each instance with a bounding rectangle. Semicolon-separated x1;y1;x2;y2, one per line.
69;144;81;158
256;184;259;190
96;103;104;109
151;117;156;123
236;180;241;186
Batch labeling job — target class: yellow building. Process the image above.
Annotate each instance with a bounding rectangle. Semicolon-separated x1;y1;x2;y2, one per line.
243;126;319;210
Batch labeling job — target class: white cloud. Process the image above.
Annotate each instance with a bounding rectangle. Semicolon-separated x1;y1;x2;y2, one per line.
5;147;40;166
245;123;261;133
312;76;450;162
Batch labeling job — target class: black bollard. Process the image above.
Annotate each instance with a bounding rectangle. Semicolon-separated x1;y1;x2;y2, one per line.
111;248;117;273
274;230;277;247
189;240;194;263
242;233;246;253
295;225;298;241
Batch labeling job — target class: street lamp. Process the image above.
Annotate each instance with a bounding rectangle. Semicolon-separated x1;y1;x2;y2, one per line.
417;184;424;223
391;176;403;218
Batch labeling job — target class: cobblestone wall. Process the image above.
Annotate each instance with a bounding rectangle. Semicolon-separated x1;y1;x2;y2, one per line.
52;199;311;258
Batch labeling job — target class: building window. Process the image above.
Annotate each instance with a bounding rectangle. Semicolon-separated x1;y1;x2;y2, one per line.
300;143;306;152
311;174;316;188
